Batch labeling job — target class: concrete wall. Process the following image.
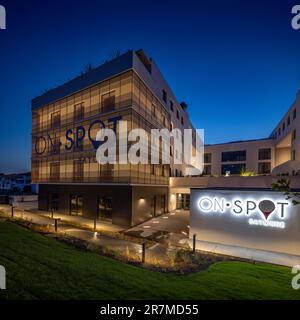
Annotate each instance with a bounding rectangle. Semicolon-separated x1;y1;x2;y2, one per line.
190;189;300;266
170;175;300;190
275;147;291;166
131;186;168;225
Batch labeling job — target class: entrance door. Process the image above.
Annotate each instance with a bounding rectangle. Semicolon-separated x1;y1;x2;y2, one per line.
176;193;190;210
97;197;112;221
70;195;83;216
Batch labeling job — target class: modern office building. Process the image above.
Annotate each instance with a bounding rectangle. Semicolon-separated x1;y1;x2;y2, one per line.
32;50;195;226
32;49;300;226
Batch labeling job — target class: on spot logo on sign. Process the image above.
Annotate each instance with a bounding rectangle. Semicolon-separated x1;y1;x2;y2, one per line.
197;196;290;229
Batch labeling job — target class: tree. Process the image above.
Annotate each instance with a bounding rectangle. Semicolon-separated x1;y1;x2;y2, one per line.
272;178;300;205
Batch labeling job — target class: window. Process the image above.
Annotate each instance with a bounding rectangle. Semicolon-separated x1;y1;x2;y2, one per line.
74;103;84;121
50;111;60;129
70;195;83;216
203;165;211;175
287;116;291;126
162;115;166;127
181;117;184;125
258;162;271;174
278;127;281;136
48;193;59;211
292;149;296;161
74;129;84;151
204;153;212;163
49;136;60;154
101;91;115;112
258;148;271;160
151;103;156;118
98;197;112;221
176;109;179;119
221;150;246;162
73;160;84;182
162;89;167;103
293;109;297;120
293;129;296;141
176;193;190;210
151;164;155;175
282;122;285;131
170;100;174;111
221;163;246;175
50;162;60;181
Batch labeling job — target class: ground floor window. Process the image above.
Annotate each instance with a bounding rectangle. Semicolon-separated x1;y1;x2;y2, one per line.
150;196;156;217
161;195;167;214
203;165;211;175
48;193;59;211
258;162;271;174
70;195;83;216
97;197;112;221
221;163;246;175
176;193;190;210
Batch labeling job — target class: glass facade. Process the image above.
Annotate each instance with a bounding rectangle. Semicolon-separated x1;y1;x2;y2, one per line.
32;71;170;185
221;150;246;162
221;163;246;175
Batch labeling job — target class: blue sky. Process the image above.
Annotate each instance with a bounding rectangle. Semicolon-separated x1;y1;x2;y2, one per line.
0;0;300;173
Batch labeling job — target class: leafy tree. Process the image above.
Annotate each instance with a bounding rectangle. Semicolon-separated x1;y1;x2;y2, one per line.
272;178;300;205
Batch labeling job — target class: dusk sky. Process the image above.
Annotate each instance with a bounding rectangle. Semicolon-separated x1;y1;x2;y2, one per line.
0;0;300;173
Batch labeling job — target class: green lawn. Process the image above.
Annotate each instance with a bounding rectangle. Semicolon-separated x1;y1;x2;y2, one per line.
0;220;299;300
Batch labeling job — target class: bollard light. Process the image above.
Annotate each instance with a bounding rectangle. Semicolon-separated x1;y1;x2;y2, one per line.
54;218;60;232
142;242;146;263
193;234;196;254
94;216;97;231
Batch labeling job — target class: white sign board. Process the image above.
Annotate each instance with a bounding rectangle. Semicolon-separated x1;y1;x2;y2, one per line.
190;189;300;266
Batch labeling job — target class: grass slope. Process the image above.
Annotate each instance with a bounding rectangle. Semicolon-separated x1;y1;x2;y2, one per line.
0;220;299;300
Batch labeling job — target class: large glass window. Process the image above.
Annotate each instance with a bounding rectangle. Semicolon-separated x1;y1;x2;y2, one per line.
101;91;115;112
74;103;84;121
204;153;212;163
221;150;246;162
97;197;112;221
221;163;246;175
258;148;271;160
161;195;166;214
70;195;83;216
73;160;84;182
203;165;211;175
50;162;60;181
176;193;190;210
50;111;60;129
48;193;59;211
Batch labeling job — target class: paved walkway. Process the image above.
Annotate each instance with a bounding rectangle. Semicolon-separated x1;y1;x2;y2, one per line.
0;205;191;266
0;204;141;258
0;204;123;232
125;210;190;247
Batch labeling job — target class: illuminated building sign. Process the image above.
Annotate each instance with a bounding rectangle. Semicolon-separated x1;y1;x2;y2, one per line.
34;116;122;155
190;189;300;266
197;195;290;229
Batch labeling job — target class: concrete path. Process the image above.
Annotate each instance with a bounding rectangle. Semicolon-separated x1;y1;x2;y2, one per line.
0;205;141;259
125;210;190;247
